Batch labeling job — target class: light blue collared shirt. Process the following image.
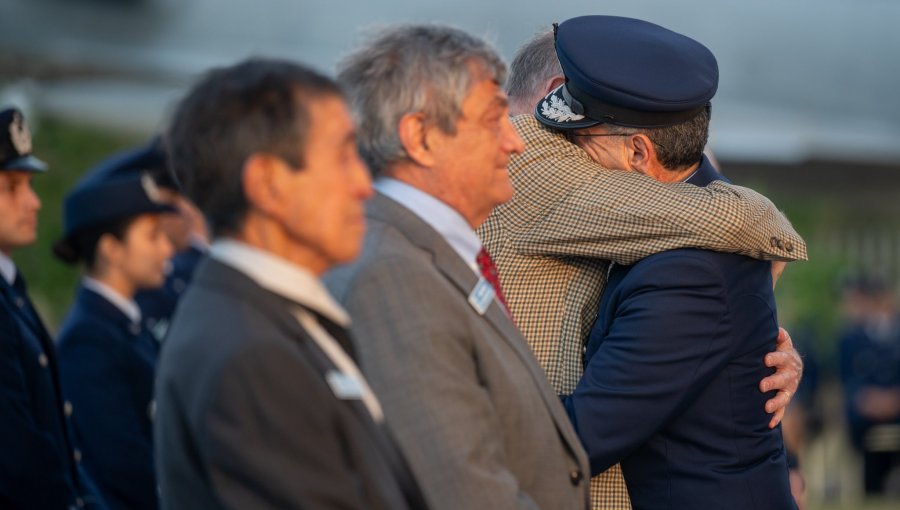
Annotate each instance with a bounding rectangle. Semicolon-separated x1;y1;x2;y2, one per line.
375;178;482;274
0;251;16;286
82;277;142;325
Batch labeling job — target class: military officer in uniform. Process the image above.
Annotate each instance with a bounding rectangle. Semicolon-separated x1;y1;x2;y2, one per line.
86;138;208;342
53;164;175;510
0;107;108;509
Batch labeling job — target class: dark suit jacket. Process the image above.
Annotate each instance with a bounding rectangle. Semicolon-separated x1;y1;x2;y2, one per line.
1;276;108;510
154;257;428;510
57;284;159;510
324;193;589;510
562;158;795;510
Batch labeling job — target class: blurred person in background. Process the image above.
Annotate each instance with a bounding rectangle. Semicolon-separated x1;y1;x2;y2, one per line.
0;106;109;510
53;166;175;510
839;274;900;497
87;139;209;343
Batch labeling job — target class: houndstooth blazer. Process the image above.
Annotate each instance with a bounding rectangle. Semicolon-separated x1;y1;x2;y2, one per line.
477;115;807;510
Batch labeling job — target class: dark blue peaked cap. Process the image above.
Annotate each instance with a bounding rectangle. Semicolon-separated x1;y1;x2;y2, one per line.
54;147;175;261
86;137;177;189
0;107;48;172
535;15;718;129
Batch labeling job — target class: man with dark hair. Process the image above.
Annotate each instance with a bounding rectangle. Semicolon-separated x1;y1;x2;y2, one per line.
0;107;108;509
325;24;590;510
534;16;796;509
479;20;807;510
154;58;427;510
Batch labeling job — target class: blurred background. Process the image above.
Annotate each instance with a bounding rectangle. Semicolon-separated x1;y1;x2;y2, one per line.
2;1;898;508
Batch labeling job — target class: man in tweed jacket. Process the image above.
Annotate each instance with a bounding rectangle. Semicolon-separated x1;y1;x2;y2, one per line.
478;24;807;510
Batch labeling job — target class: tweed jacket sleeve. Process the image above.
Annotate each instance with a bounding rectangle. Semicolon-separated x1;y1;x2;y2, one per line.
486;115;806;265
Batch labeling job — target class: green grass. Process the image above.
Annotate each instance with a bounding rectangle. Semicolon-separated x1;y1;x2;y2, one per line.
14;116;145;332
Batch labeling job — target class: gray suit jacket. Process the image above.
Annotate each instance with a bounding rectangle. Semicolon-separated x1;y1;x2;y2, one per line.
155;257;427;510
324;193;590;510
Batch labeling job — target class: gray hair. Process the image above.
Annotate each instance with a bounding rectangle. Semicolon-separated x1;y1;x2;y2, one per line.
506;30;562;104
337;24;506;176
601;105;711;170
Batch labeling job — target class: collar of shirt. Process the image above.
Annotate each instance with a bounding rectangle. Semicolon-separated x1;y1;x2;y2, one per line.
0;251;16;286
82;277;142;325
681;169;699;182
208;239;350;327
375;177;482;274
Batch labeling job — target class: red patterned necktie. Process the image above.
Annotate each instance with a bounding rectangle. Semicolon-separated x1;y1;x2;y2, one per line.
476;248;510;313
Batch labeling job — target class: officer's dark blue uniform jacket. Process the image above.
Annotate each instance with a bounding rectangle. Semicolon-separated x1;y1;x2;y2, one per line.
135;245;204;342
1;275;108;510
839;319;900;448
562;157;795;510
57;284;158;510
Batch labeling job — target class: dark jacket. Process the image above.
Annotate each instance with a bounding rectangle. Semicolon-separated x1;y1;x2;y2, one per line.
1;275;108;510
57;284;158;510
155;257;428;510
563;158;795;510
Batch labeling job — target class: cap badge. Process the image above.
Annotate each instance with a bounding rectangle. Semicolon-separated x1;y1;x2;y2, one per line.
9;111;32;156
540;94;585;123
141;172;163;203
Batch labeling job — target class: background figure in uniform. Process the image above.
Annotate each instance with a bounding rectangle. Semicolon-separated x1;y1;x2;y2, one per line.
480;24;807;510
86;138;209;343
0;107;108;509
543;16;796;509
155;58;428;510
53;166;175;510
839;274;900;497
325;24;590;510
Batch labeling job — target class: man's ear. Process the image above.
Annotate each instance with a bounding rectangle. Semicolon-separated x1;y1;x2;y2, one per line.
543;75;566;96
627;133;656;176
242;153;288;219
397;112;436;168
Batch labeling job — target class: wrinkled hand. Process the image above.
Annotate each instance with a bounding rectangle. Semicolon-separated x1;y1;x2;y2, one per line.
761;327;803;428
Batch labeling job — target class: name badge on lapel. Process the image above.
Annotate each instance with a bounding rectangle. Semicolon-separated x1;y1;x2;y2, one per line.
468;277;495;316
326;370;364;400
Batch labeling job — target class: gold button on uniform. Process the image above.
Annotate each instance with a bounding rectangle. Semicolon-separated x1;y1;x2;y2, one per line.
64;401;73;416
38;353;48;367
73;449;82;463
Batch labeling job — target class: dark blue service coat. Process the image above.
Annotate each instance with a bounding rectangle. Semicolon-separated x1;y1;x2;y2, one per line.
57;284;159;510
1;274;108;510
562;158;795;510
